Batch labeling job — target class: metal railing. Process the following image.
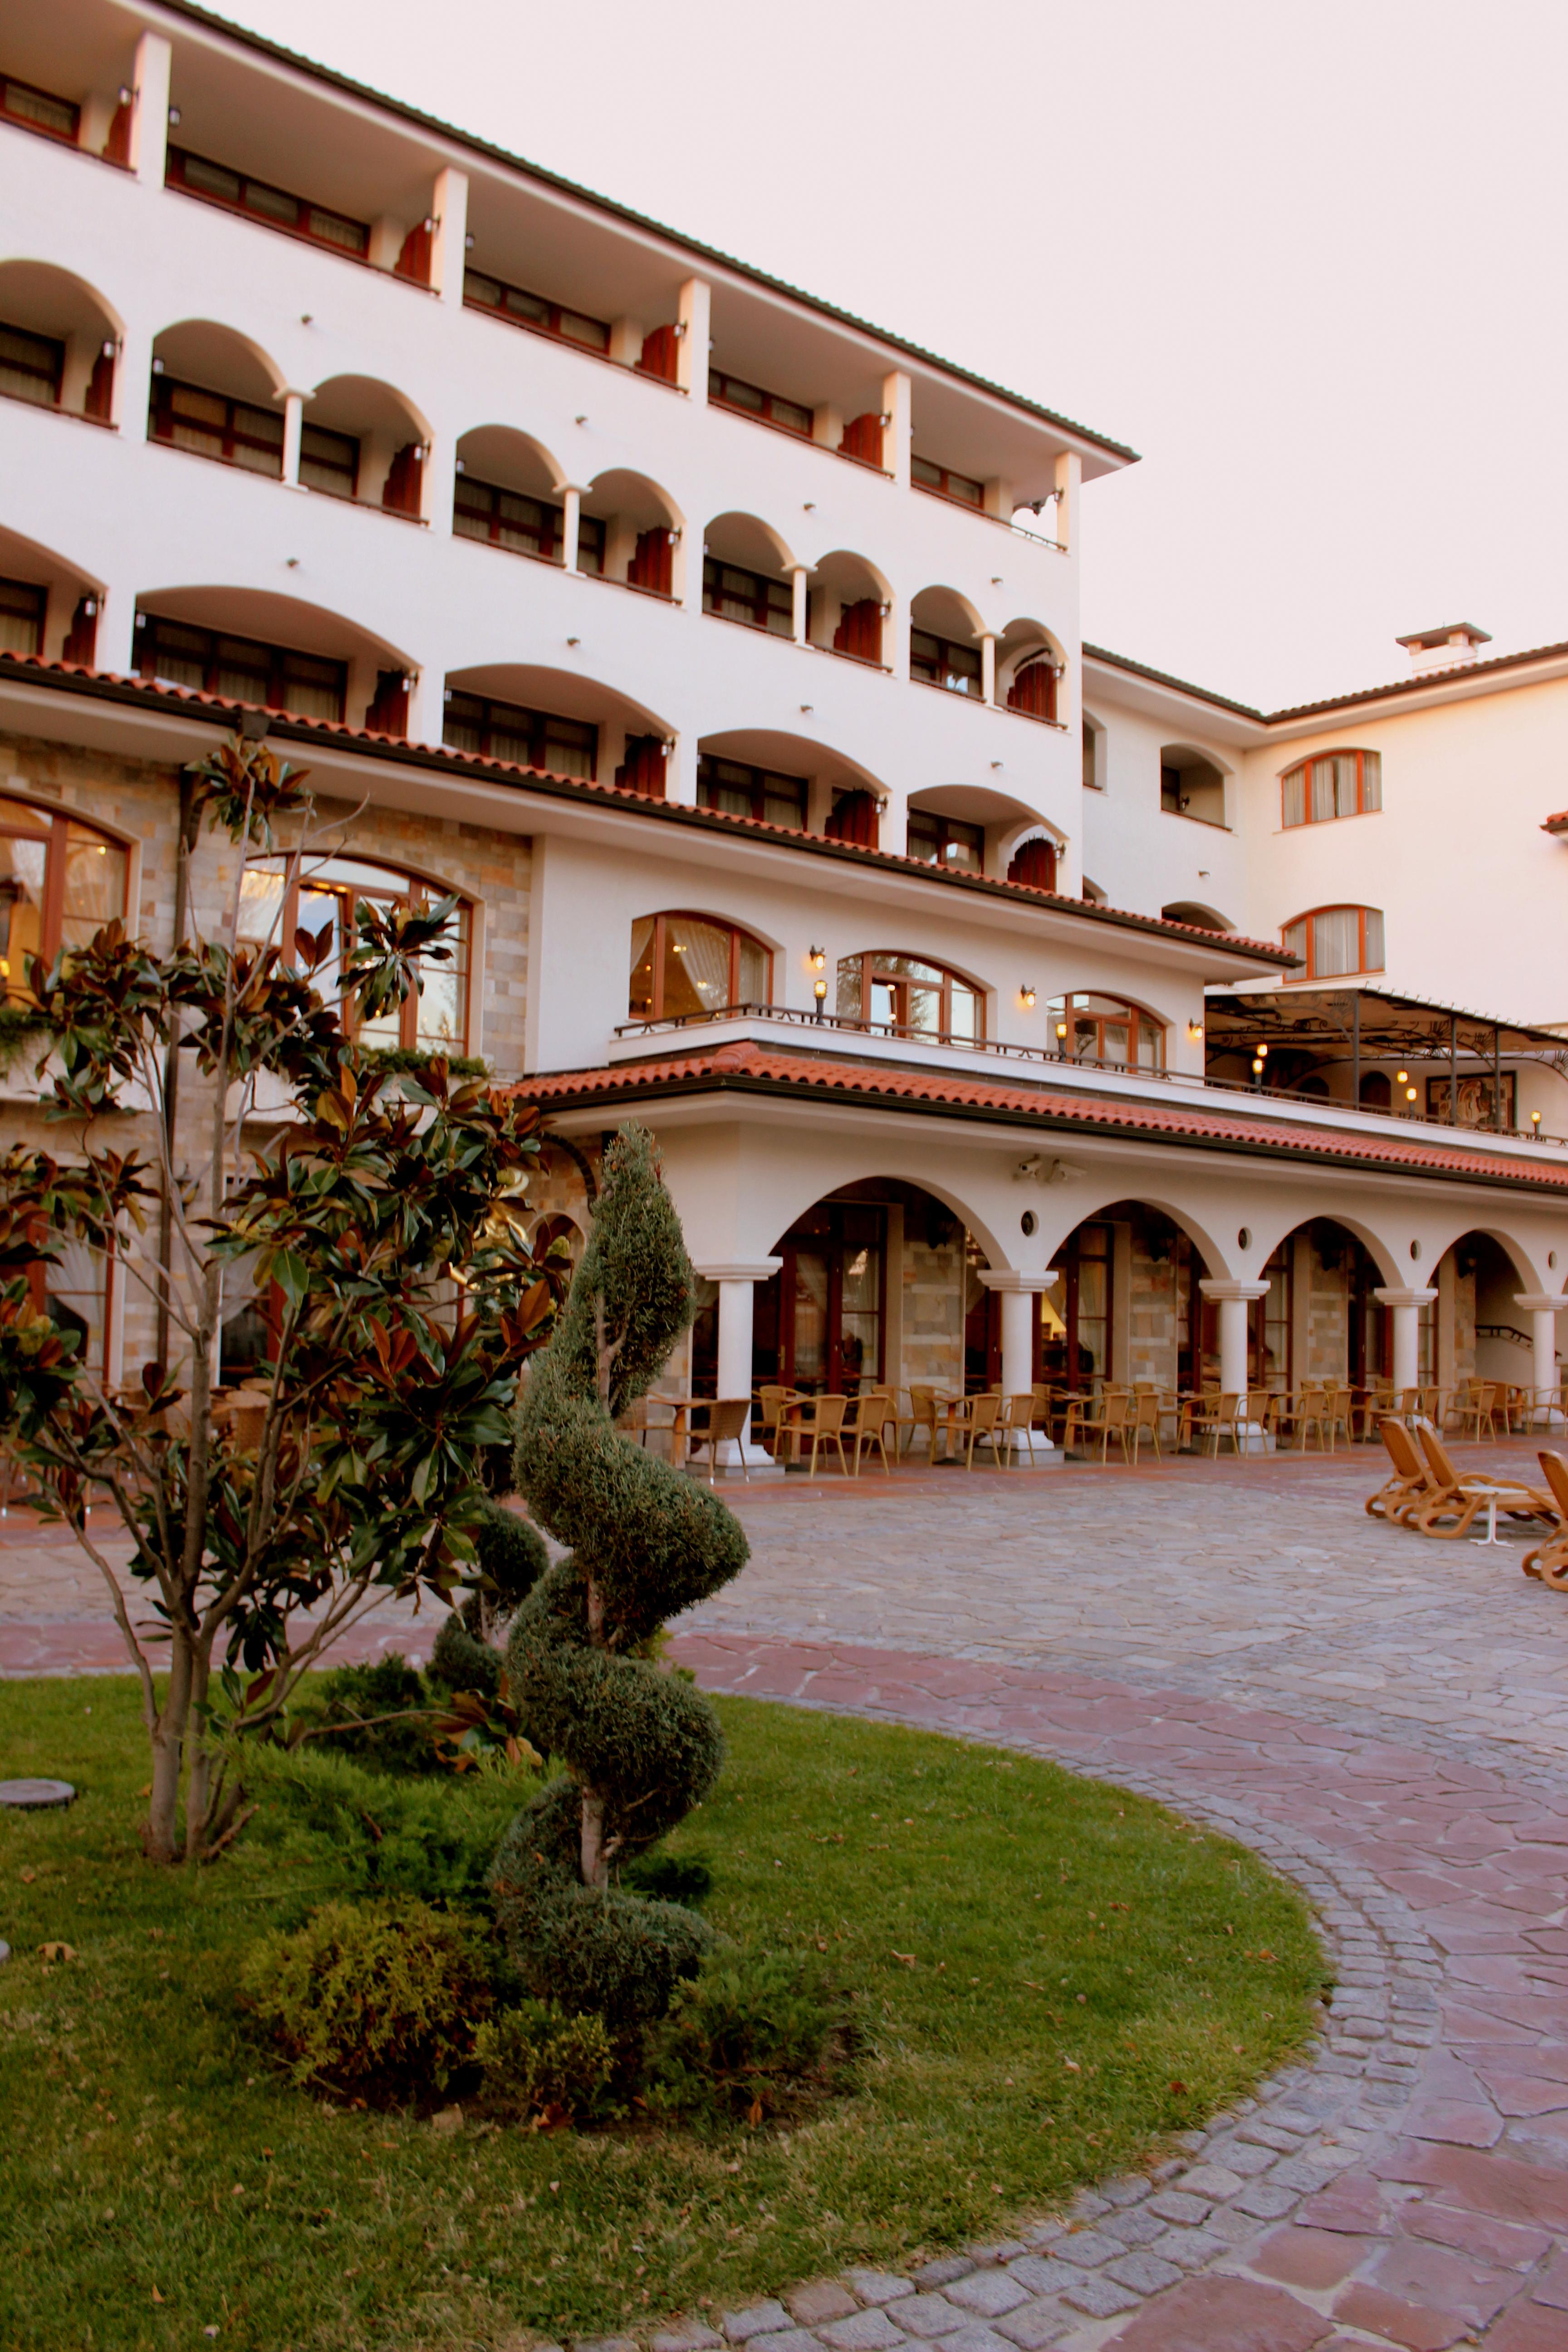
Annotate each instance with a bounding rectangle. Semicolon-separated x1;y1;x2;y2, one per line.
610;1000;1566;1145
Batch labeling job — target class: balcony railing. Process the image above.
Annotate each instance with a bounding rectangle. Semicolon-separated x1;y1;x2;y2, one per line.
610;1000;1567;1144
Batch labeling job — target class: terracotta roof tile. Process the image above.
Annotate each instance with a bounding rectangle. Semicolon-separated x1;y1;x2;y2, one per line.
518;1039;1568;1192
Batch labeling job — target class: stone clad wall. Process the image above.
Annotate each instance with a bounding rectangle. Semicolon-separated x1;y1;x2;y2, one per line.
1127;1227;1177;1387
1307;1246;1350;1380
902;1226;964;1395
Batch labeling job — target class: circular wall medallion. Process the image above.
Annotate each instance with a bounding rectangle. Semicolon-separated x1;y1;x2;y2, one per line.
1237;1226;1252;1250
1410;1240;1423;1262
1020;1210;1037;1237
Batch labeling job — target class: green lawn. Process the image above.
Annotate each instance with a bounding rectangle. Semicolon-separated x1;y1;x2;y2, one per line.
1;1675;1326;2351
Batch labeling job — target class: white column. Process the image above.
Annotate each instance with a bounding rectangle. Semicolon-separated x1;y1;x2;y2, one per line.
881;369;911;487
977;1273;1059;1455
128;30;172;189
1373;1287;1438;1393
1514;1293;1563;1425
561;486;582;575
279;389;306;487
696;1260;783;1473
791;566;809;646
981;632;997;705
677;278;710;401
1198;1279;1272;1446
430;167;469;306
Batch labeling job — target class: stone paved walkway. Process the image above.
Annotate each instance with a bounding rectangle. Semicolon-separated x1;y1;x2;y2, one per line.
11;1444;1568;2346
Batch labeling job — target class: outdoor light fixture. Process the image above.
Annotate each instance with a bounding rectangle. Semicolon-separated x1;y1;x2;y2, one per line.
1256;1042;1269;1059
1405;1085;1417;1103
167;105;181;125
465;232;475;249
1187;1019;1204;1042
1021;985;1037;1008
1396;1068;1409;1085
809;946;825;970
1534;1110;1544;1130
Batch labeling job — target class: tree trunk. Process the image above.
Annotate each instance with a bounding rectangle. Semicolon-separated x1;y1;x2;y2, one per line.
143;1621;195;1863
580;1788;609;1887
182;1637;216;1862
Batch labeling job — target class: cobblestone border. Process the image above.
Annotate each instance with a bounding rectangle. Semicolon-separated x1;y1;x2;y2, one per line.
557;1696;1440;2352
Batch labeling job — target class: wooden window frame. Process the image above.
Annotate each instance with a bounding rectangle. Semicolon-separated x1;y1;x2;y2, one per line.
451;473;604;571
299;419;362;499
707;368;813;439
911;455;984;509
845;951;986;1042
906;808;984;872
695;756;807;830
441;690;598;780
1280;749;1382;827
0;575;47;658
702;556;793;636
0;319;65;410
249;856;470;1053
0;793;130;999
0;74;80;146
461;268;611;353
166;147;370;260
1049;992;1166;1072
910;627;983;697
134;615;347;723
627;912;772;1021
1281;904;1385;981
148;371;285;476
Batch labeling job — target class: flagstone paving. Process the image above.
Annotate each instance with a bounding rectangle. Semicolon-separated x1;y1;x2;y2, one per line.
11;1441;1568;2345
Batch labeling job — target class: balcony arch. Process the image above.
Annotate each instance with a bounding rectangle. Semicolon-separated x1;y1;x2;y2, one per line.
583;468;685;600
1161;901;1235;933
1046;990;1169;1072
702;513;799;640
133;587;415;732
444;661;676;793
1160;741;1231;826
837;949;988;1046
1;259;125;425
627;911;775;1024
0;521;106;665
808;549;893;667
306;374;432;517
910;586;985;700
453;425;573;567
998;619;1065;724
696;728;888;838
906;782;1051;879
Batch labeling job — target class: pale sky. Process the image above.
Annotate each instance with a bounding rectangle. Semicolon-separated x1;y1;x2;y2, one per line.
221;0;1568;712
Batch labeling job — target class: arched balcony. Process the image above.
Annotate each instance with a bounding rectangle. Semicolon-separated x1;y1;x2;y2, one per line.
305;375;431;517
837;950;987;1043
702;514;799;640
627;911;773;1024
0;522;105;666
1046;991;1168;1073
696;729;888;840
1160;742;1230;826
452;426;572;566
998;620;1065;725
0;260;123;427
133;587;416;734
582;469;684;600
905;784;1060;882
148;320;287;479
808;549;892;668
443;662;675;796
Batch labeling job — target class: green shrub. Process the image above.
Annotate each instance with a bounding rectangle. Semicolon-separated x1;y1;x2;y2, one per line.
431;1502;551;1698
475;1999;617;2122
240;1897;494;2099
309;1654;439;1774
643;1949;841;2121
246;1740;530;1906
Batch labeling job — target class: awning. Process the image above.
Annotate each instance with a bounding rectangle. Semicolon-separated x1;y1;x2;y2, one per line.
1205;984;1568;1062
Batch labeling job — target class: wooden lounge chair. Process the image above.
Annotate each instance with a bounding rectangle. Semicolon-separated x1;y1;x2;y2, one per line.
685;1397;753;1483
791;1392;853;1479
756;1384;800;1458
1130;1386;1164;1462
995;1393;1039;1468
1524;1450;1568;1589
1366;1416;1436;1523
847;1389;896;1476
898;1384;941;1460
1063;1387;1134;1465
1407;1422;1553;1539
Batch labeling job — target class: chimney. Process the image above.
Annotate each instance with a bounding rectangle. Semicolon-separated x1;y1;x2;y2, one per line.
1394;622;1492;676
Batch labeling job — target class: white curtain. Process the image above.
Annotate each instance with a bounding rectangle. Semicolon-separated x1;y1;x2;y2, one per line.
1312;907;1360;976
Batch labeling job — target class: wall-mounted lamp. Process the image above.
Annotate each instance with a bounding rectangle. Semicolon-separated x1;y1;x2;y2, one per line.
1405;1085;1418;1104
574;413;588;426
990;760;1003;771
101;338;117;359
1020;985;1037;1009
1256;1042;1269;1059
1533;1109;1544;1131
668;526;683;544
150;356;165;375
673;320;687;339
877;601;890;617
991;575;1003;586
454;457;466;475
82;598;98;618
799;704;814;715
1396;1068;1409;1086
660;738;676;756
1251;1056;1265;1077
803;501;816;512
808;946;826;970
167;104;181;127
1187;1019;1204;1043
877;412;891;427
118;85;132;105
566;635;580;647
465;231;475;250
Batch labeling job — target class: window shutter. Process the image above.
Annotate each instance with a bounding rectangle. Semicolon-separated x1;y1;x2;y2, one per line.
382;443;423;515
824;789;879;848
1006;838;1057;891
103;97;131;167
84;348;115;422
839;412;884;465
628;528;673;596
61;598;98;667
637;325;680;382
832;599;882;663
1006;660;1057;720
364;670;409;736
395;220;433;284
614;735;667;799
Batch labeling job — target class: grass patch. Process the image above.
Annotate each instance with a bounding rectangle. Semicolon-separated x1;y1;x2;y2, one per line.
1;1675;1326;2350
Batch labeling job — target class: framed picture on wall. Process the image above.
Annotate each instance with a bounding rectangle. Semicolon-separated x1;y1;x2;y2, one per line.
1426;1072;1515;1129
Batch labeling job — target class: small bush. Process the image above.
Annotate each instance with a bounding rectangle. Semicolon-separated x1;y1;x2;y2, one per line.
643;1948;841;2121
430;1504;551;1697
240;1897;494;2100
622;1849;713;1907
475;1999;617;2122
246;1740;530;1906
309;1655;440;1775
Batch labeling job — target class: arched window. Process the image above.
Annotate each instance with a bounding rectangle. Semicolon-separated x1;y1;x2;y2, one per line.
628;914;770;1022
1281;750;1381;827
235;853;470;1052
838;952;983;1042
907;809;983;871
1047;992;1166;1071
1282;905;1384;979
0;795;129;1002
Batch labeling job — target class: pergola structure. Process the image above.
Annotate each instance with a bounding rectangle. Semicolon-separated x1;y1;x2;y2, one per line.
1205;984;1568;1132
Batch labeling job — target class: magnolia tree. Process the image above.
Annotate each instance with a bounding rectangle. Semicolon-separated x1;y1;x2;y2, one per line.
0;732;564;1864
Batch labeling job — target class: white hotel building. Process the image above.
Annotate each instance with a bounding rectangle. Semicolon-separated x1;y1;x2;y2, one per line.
4;0;1568;1433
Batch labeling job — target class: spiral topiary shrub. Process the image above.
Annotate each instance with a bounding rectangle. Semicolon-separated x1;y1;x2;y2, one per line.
429;1499;550;1699
491;1123;750;2028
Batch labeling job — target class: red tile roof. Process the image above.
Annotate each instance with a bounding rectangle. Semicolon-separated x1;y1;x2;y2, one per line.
1544;810;1568;835
518;1039;1568;1194
0;650;1294;962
